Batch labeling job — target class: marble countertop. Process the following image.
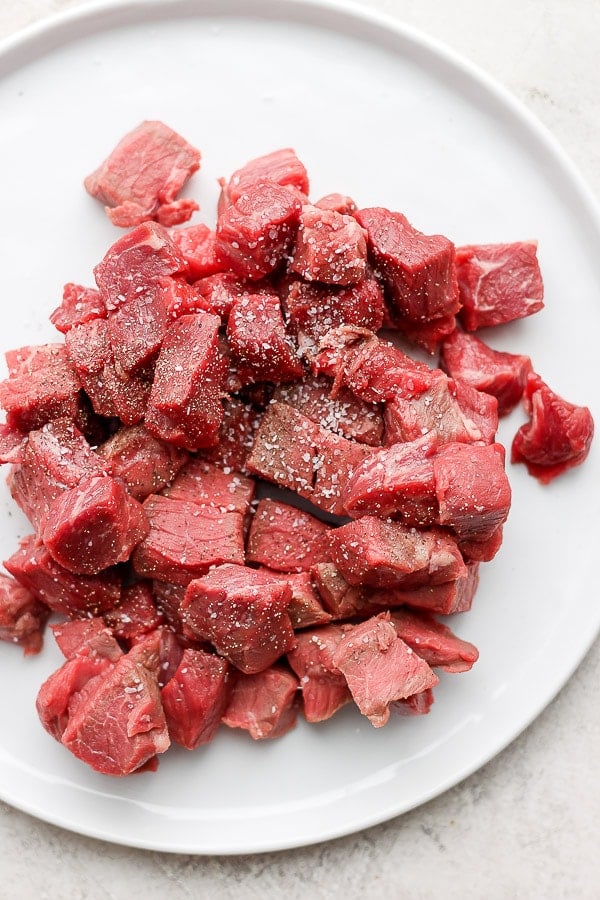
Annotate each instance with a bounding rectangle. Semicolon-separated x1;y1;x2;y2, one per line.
1;1;599;897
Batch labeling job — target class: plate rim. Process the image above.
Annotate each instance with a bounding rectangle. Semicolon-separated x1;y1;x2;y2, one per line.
1;0;599;855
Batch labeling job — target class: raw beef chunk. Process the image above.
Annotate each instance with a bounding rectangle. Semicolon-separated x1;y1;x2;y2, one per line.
222;666;299;740
273;377;384;446
440;329;532;415
287;625;351;722
355;207;460;323
392;312;457;353
511;372;594;483
314;193;357;215
246;499;330;573
94;221;187;310
246;401;371;516
145;311;225;450
5;535;121;617
51;618;122;662
132;495;245;585
328;517;466;589
103;582;163;643
8;418;109;532
164;458;255;515
0;572;49;655
66;318;151;425
50;283;106;334
282;274;385;359
37;630;170;775
41;475;148;575
170;223;223;280
226;291;304;384
394;689;435;716
181;564;295;674
433;442;511;543
161;648;231;749
0;344;81;433
0;423;26;464
84;120;200;227
97;425;188;501
289;204;367;285
389;609;479;672
331;614;438;727
215;180;302;280
311;562;370;620
193;272;250;321
106;281;170;374
456;241;544;330
224;148;309;205
271;571;331;628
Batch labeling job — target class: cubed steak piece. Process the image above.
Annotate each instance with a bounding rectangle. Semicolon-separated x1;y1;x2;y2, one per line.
94;221;187;310
246;401;371;516
132;494;245;585
215;180;302;280
0;423;27;464
38;631;170;775
181;564;295;674
394;689;435;716
314;193;357;215
51;617;122;662
433;442;511;544
224;148;309;205
282;274;385;360
392;312;457;354
269;571;331;629
389;609;479;673
289;204;367;285
164;458;255;515
332;614;438;727
329;517;466;589
226;290;304;384
0;572;49;655
311;562;369;620
103;582;163;644
456;241;544;331
355;207;460;323
8;417;109;532
440;329;533;416
170;223;223;280
5;535;121;617
97;425;188;501
511;372;594;483
50;283;106;334
273;377;384;446
200;398;260;473
106;280;170;374
84;120;200;227
41;475;148;575
246;499;330;573
66;317;151;425
222;666;299;740
145;311;225;451
161;648;231;749
193;272;250;321
0;344;81;433
343;433;439;523
287;624;351;722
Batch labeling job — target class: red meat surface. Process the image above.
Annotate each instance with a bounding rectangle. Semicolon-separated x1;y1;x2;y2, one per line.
355;207;460;323
84;120;200;227
226;291;303;384
511;372;594;483
246;499;330;573
270;570;331;629
456;241;544;331
216;180;301;280
329;517;466;589
224;148;309;204
332;614;438;727
5;535;121;617
170;223;223;281
0;343;81;433
161;648;231;750
181;564;295;674
314;193;357;215
132;494;245;585
41;475;148;576
145;311;224;450
287;624;351;723
290;204;367;285
164;458;255;515
50;283;106;334
51;618;122;662
222;666;298;740
103;582;163;644
0;572;49;655
389;609;479;673
97;425;188;501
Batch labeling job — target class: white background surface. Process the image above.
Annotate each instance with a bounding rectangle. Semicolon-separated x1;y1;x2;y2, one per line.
1;1;599;897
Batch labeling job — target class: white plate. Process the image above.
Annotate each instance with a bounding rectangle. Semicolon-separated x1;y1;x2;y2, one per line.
0;0;599;855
